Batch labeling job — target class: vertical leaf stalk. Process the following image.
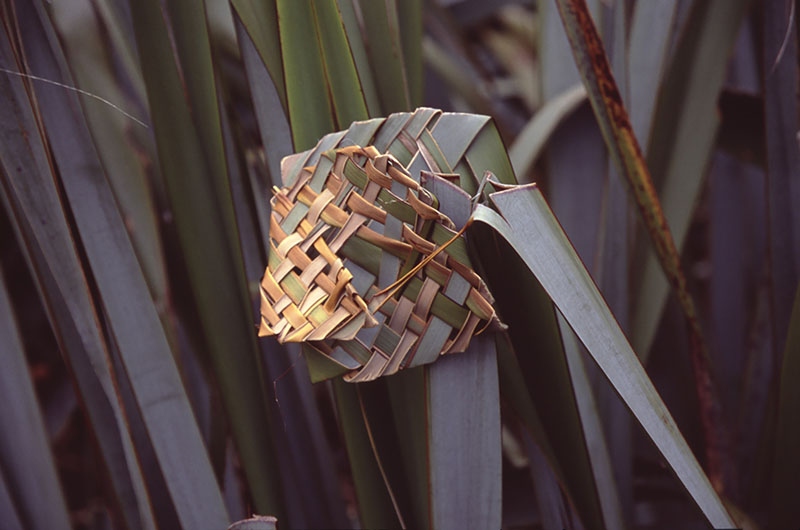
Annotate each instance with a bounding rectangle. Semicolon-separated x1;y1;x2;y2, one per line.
553;0;727;491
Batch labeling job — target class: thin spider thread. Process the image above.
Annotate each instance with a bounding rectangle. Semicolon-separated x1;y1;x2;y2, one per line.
769;0;796;75
0;66;149;128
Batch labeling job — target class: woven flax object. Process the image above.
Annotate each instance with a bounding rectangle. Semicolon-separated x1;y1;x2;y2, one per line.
259;108;501;382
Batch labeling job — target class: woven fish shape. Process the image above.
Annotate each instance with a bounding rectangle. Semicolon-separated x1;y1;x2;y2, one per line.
259;117;500;382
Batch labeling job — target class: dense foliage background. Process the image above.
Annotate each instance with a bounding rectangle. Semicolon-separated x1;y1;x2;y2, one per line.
0;0;798;528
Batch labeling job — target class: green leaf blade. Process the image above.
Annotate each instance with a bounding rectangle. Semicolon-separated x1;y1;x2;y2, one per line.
554;0;730;487
333;380;401;529
0;270;71;530
508;83;586;181
50;0;168;306
312;0;370;126
473;185;735;528
474;224;607;529
397;0;423;107
358;0;411;113
234;13;292;184
771;286;800;527
634;0;749;358
762;0;800;352
230;0;287;110
428;337;501;529
127;0;285;518
0;27;158;530
277;0;336;150
13;3;232;527
627;0;679;145
335;0;383;117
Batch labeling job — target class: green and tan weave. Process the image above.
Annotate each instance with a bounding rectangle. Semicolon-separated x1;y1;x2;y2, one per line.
259;108;504;382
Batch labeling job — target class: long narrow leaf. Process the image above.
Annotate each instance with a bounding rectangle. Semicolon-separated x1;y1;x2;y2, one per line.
536;12;618;522
596;0;629;326
105;332;183;529
763;0;800;352
276;0;335;150
356;380;415;527
333;379;401;529
771;286;800;527
49;0;167;306
474;223;607;529
0;24;157;530
472;184;735;528
539;0;605;269
0;467;24;530
553;0;700;350
424;175;501;530
312;0;369;127
558;315;625;530
385;368;430;529
0;267;70;530
229;0;286;110
422;37;494;117
594;2;633;521
335;0;382;117
13;3;231;527
428;337;501;529
634;0;749;359
86;0;149;105
765;4;800;524
627;0;679;145
464;119;609;529
554;0;726;487
396;0;422;107
218;84;349;527
508;83;586;181
358;0;411;113
526;432;576;530
127;0;284;517
234;14;292;184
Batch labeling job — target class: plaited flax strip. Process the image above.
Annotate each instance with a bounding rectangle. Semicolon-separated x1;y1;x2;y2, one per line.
259;109;501;382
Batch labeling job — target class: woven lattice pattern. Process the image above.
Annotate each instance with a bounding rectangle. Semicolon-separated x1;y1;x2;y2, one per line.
259;108;501;382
